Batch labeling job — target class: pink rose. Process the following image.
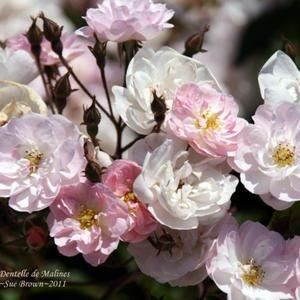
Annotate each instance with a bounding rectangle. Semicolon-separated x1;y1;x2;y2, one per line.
103;159;158;243
76;0;174;42
167;83;246;158
47;182;131;266
0;113;85;212
207;220;294;300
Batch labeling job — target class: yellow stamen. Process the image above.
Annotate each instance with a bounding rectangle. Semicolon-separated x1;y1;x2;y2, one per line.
241;259;265;287
194;110;220;131
123;192;137;203
77;206;98;230
24;148;43;174
272;143;295;167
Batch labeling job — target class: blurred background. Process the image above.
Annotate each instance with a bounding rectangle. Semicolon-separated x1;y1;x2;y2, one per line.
0;0;300;299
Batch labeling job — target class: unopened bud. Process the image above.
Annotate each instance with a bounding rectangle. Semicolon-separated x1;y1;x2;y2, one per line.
25;17;43;57
151;90;168;127
53;72;73;113
89;36;107;69
83;99;101;126
183;25;209;57
26;226;47;250
54;72;72;98
83;100;101;140
39;13;63;55
85;160;103;183
282;37;297;62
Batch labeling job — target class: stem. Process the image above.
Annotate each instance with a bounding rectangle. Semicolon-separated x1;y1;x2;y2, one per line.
34;57;55;113
45;72;58;114
99;67;115;122
115;125;123;159
121;135;143;153
59;55;112;122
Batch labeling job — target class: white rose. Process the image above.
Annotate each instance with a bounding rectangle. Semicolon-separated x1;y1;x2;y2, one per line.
133;139;238;229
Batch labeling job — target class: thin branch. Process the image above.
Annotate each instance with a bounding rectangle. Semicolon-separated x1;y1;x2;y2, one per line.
58;55;112;122
99;66;115;122
121;135;143;153
34;57;55;113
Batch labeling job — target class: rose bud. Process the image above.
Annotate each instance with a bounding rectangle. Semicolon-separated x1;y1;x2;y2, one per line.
25;17;43;58
183;25;209;57
26;226;47;250
39;13;63;56
89;37;107;69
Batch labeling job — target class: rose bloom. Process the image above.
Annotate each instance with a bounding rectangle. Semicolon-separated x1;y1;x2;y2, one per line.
112;47;219;135
206;220;294;300
231;102;300;210
0;80;48;126
76;0;174;42
133;138;238;230
167;83;246;158
8;33;84;66
47;182;130;266
0;47;37;84
0;113;85;212
129;215;234;287
102;159;158;243
258;50;300;105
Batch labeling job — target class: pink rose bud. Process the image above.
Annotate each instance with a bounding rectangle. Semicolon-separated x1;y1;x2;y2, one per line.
26;226;47;249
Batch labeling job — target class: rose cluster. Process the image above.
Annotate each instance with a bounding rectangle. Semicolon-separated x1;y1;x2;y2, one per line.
0;0;300;299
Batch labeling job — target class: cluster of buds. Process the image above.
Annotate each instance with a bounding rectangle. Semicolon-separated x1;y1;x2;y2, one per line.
25;13;64;59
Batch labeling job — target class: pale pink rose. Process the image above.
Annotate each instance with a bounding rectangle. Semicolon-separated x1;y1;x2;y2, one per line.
47;182;131;266
0;113;85;213
206;220;294;300
129;214;234;286
76;0;174;42
102;159;158;243
8;33;84;66
231;102;300;210
167;83;246;158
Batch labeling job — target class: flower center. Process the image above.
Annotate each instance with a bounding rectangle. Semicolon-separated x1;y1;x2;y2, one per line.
241;259;265;287
195;110;220;131
272;143;295;167
77;206;98;230
123;192;137;203
24;148;44;174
